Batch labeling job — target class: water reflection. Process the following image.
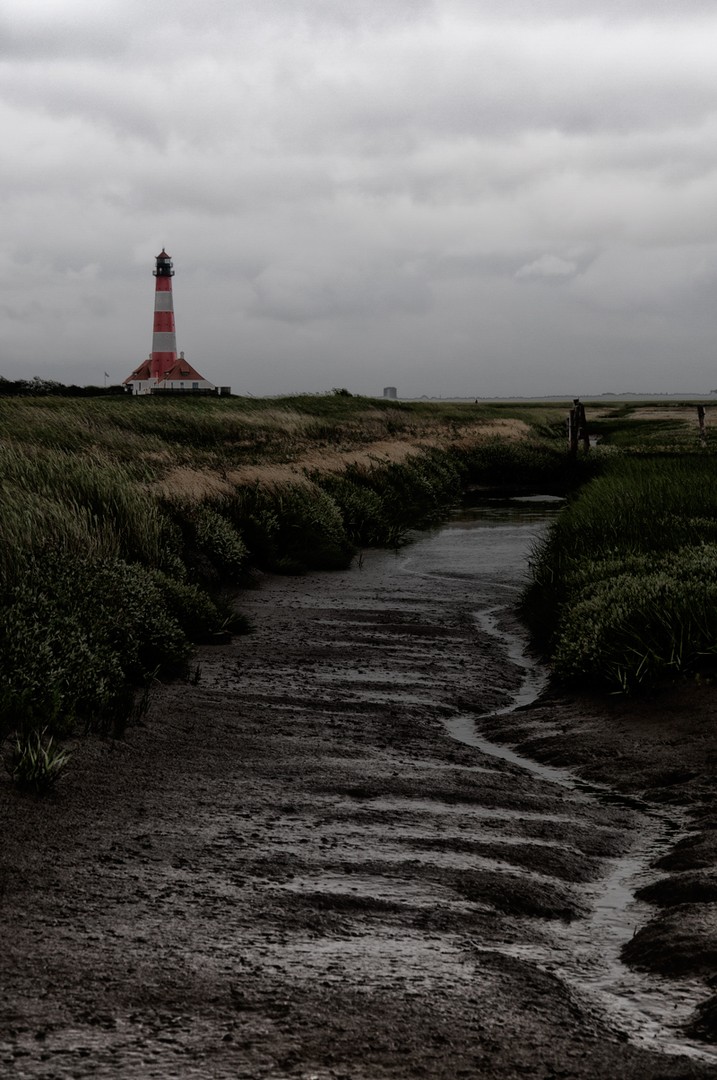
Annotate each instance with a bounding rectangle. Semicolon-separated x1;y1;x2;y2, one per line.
450;494;565;528
404;494;562;582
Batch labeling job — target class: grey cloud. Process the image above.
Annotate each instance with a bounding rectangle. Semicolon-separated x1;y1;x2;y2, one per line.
0;300;45;322
569;246;717;314
0;21;126;63
445;0;717;20
250;261;432;323
515;255;579;280
0;65;169;147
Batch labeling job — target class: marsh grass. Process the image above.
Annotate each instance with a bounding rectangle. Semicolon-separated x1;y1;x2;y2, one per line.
588;402;717;454
0;446;173;587
523;456;717;691
312;449;463;550
456;437;593;489
0;394;563;466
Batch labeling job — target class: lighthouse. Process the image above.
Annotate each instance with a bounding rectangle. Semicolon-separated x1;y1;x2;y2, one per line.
150;248;178;378
124;250;219;395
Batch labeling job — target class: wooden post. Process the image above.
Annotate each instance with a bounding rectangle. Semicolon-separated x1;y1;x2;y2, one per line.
568;398;589;456
578;400;589;453
568;407;577;457
698;404;706;444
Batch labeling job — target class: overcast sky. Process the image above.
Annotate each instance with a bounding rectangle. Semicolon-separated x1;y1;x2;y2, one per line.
2;0;717;397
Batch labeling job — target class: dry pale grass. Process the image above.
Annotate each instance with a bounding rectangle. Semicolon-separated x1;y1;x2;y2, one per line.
228;441;420;488
224;465;316;490
157;418;531;502
239;408;310;433
155;467;236;501
442;418;529;444
582;407;618;421
627;406;706;423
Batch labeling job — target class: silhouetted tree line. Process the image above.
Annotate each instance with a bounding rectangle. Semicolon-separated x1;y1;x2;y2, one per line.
0;377;127;397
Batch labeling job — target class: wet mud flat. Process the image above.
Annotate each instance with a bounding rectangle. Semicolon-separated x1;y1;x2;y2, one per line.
2;502;717;1078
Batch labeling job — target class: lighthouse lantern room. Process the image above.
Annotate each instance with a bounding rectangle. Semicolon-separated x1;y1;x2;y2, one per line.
124;249;217;396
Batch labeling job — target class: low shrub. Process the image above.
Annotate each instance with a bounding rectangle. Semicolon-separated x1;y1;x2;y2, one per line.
152;571;226;640
170;501;249;586
230;482;354;572
551;554;717;691
317;474;395;547
0;553;192;737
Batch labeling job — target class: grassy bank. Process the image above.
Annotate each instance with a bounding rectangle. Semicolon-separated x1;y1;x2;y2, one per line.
0;393;583;773
523;402;717;692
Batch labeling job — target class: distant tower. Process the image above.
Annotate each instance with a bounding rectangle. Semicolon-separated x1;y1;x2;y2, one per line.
383;386;397;400
150;249;177;379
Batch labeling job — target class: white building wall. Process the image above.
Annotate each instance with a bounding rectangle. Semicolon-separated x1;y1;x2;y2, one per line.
127;377;215;395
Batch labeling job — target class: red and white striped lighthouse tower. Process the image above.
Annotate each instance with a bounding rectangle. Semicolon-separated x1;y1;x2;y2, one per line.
124;249;219;395
150;248;177;378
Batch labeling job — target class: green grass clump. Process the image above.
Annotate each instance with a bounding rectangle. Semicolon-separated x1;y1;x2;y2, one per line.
5;728;71;795
378;450;464;526
551;548;717;691
523;456;717;691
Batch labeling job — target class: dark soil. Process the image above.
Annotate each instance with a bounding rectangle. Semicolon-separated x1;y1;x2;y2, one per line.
2;533;717;1078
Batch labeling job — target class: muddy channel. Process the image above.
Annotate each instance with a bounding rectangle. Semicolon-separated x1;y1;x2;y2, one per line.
2;497;717;1079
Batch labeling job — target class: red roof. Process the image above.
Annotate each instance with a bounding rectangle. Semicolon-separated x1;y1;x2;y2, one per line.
124;357;213;386
123;358;152;383
156;359;211;384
